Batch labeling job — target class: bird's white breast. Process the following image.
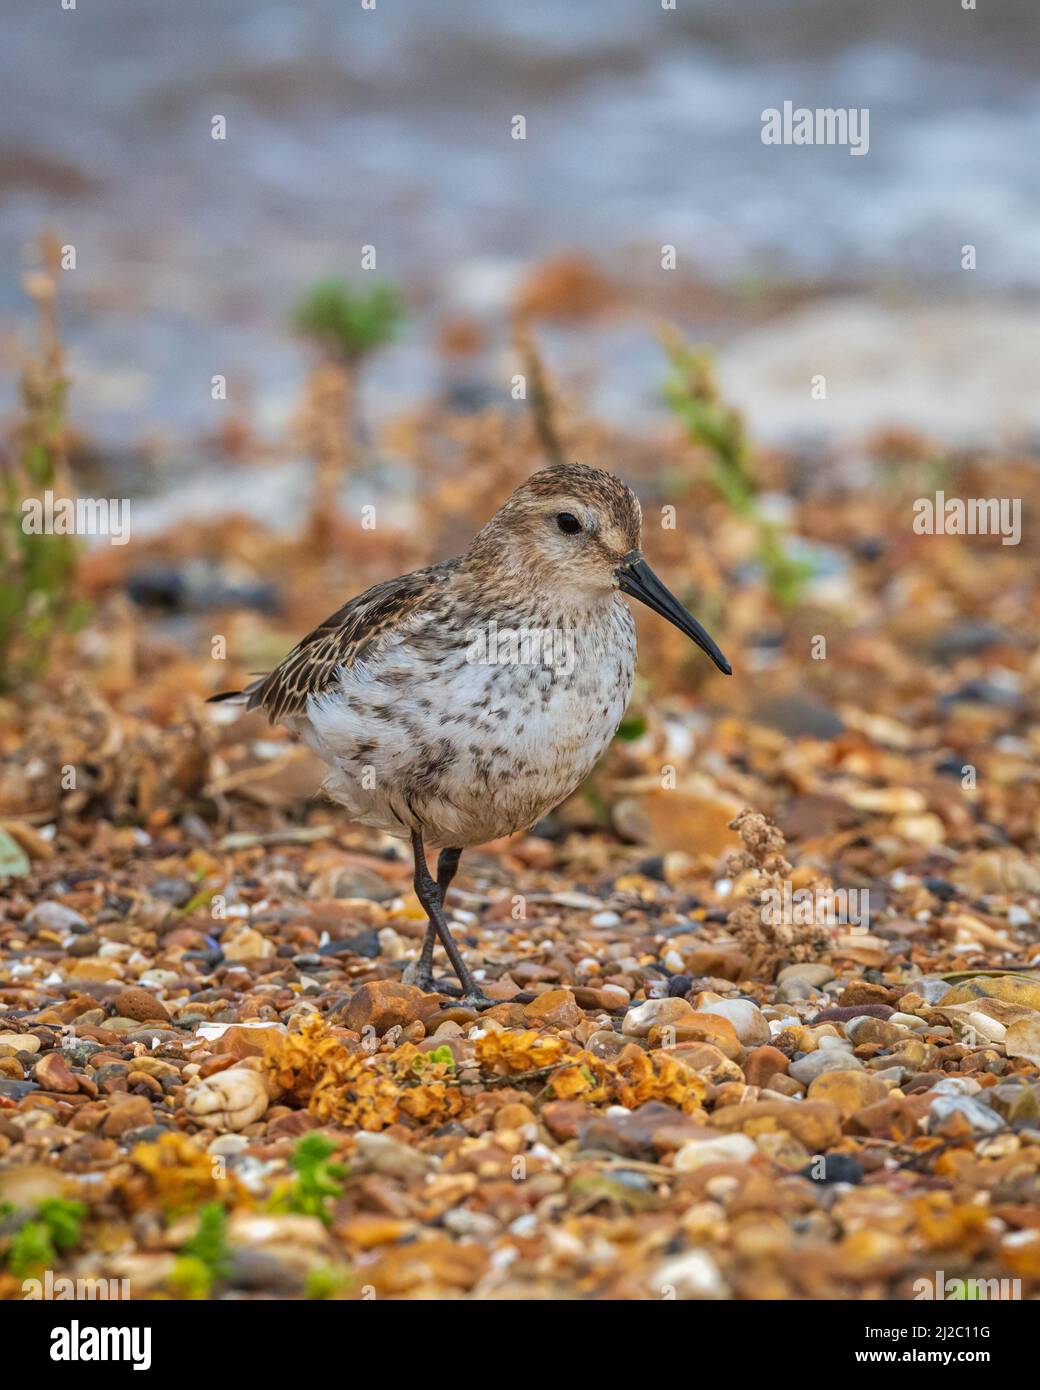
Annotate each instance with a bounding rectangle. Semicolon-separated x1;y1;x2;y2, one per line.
295;597;636;846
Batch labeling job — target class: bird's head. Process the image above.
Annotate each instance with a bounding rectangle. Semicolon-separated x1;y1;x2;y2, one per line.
468;463;732;675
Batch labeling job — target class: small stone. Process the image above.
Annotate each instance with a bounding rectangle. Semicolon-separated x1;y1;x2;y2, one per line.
0;1033;40;1054
208;1134;250;1157
931;1076;982;1096
341;981;432;1035
766;1074;804;1098
0;1079;38;1100
149;877;194;907
1005;1016;1040;1065
684;946;748;981
776;963;835;988
887;1011;927;1030
673;1133;756;1171
222;927;275;963
711;1098;843;1151
667;1043;744;1086
986;1082;1040;1125
111;987;171;1023
801;1153;864;1185
579;1102;708;1160
590;910;621;928
807;1069;889;1119
210;1023;287;1059
652;1014;744;1060
837;981;894;1007
844;1016;909;1046
789;1049;862;1085
33;1052;80;1093
184;1067;269;1132
928;1094;1003;1136
743;1045;790;1089
622;996;695;1037
812;1004;894;1025
61;1038;105;1066
27;901;89;933
522;988;583;1029
651;1249;728;1299
101;1094;155;1138
353;1131;437;1179
961;850;1040;896
696;999;770;1046
541;1100;589;1141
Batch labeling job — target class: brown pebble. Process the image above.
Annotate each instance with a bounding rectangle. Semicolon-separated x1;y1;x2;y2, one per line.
743;1045;790;1089
100;1094;154;1137
33;1052;80;1094
111;987;171;1024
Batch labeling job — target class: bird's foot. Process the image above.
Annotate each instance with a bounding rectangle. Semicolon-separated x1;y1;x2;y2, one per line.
401;963;495;1009
457;990;498;1012
401;959;436;991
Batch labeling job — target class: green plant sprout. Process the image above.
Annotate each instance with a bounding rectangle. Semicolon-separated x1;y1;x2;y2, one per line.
267;1133;347;1226
662;331;813;608
292;280;402;364
168;1201;232;1299
0;248;88;688
4;1197;86;1279
305;1264;353;1299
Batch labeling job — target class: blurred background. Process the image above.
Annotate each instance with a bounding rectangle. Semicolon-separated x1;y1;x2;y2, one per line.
3;0;1040;536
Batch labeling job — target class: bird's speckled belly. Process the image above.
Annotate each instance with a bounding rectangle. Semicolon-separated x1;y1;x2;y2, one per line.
299;601;636;847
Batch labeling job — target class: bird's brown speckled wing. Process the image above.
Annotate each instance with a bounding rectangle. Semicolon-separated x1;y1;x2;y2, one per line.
218;560;458;725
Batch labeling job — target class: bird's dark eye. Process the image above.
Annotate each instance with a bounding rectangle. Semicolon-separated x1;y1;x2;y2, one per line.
556;512;582;535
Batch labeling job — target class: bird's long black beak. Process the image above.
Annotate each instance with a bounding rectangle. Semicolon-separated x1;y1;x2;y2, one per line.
617;553;732;675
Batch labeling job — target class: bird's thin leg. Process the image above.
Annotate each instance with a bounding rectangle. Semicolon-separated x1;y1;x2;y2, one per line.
405;847;462;992
409;831;492;1009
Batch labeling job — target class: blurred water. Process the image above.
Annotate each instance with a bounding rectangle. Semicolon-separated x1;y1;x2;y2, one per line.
2;0;1038;450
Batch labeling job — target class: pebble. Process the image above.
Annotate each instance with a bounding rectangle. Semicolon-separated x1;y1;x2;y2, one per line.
801;1153;864;1185
844;1015;910;1046
915;978;954;1004
353;1131;438;1180
928;1094;1004;1135
207;1134;251;1156
673;1133;756;1171
27;901;89;933
789;1049;862;1085
149;877;194;906
59;1039;104;1067
590;911;621;929
621;996;695;1037
222;927;275;963
184;1067;269;1132
743;1045;790;1089
100;1094;155;1137
695;998;771;1046
931;1076;982;1096
341;981;432;1034
888;1011;928;1031
111;987;172;1024
523;989;583;1030
777;963;835;988
652;1249;728;1299
33;1052;80;1093
806;1069;889;1118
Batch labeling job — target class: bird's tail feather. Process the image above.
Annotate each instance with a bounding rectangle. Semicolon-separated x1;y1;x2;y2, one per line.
206;674;268;707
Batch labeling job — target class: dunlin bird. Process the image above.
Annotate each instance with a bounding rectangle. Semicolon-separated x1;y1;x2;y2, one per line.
210;464;731;1007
